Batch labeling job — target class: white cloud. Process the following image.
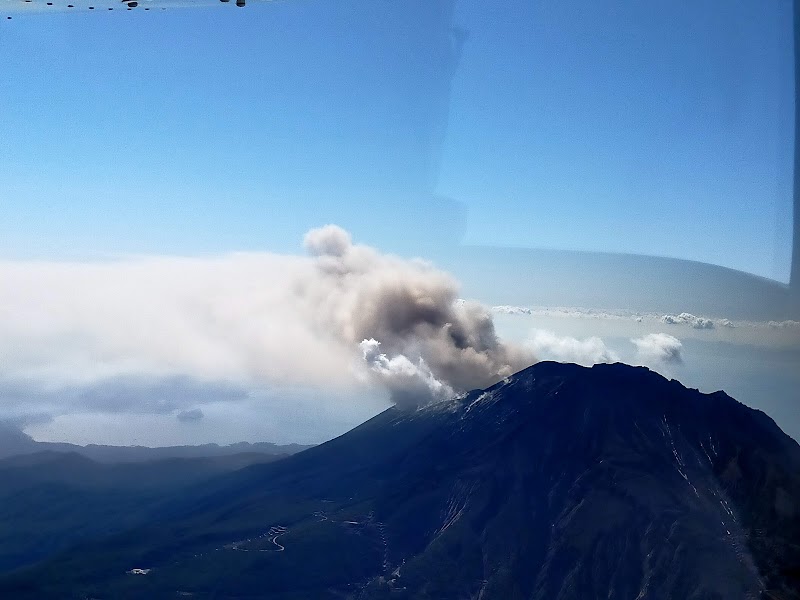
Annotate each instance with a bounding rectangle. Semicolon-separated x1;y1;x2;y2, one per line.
0;252;344;390
661;313;715;329
768;320;800;329
631;333;683;365
303;224;352;258
491;305;532;316
492;305;632;321
489;305;800;347
359;339;453;407
525;330;619;367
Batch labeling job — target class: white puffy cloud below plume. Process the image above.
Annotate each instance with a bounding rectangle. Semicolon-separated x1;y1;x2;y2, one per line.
631;333;683;365
0;225;535;418
359;339;454;407
525;330;619;367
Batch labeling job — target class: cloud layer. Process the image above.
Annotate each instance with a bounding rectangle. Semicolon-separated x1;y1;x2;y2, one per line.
0;226;534;419
660;313;714;329
493;304;800;334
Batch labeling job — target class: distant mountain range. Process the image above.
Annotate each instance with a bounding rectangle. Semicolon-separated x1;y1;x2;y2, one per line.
0;423;312;573
1;362;798;599
0;421;312;462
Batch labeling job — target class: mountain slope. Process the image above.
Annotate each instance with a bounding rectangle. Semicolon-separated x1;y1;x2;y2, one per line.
2;362;798;599
0;421;38;458
0;450;288;573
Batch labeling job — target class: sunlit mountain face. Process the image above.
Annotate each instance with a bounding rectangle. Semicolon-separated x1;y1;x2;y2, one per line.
1;362;798;599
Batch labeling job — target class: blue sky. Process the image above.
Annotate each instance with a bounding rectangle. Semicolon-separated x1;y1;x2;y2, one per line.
0;0;794;280
440;0;794;282
0;0;798;446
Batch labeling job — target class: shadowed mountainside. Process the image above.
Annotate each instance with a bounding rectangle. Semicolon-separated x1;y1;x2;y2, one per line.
0;449;304;573
2;362;798;599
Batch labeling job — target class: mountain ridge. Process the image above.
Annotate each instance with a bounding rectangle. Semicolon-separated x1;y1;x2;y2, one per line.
2;361;798;599
0;422;313;462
